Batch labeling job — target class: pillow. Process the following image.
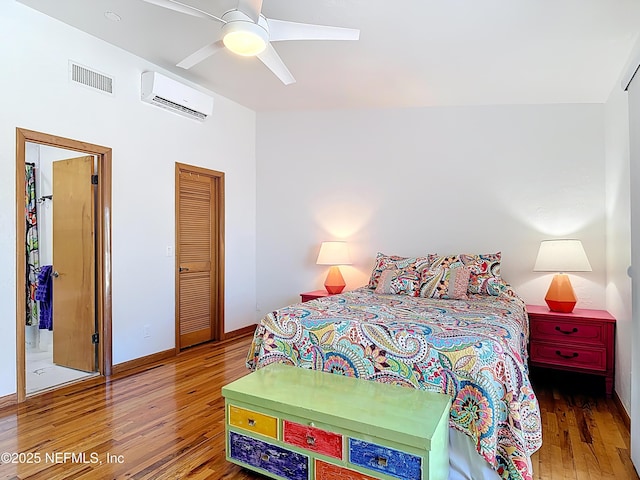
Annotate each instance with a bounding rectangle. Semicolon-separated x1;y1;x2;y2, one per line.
419;266;470;300
375;268;421;296
367;252;431;289
428;252;503;296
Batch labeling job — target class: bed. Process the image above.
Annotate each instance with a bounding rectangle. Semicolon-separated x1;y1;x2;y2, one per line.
246;252;542;480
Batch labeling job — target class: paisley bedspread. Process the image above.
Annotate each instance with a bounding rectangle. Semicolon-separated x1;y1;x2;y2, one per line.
247;288;542;480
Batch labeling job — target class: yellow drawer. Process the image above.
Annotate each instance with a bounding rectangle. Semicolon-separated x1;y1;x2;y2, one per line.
228;405;278;439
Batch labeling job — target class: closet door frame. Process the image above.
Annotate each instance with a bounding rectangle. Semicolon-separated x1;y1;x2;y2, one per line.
15;128;113;403
174;162;225;352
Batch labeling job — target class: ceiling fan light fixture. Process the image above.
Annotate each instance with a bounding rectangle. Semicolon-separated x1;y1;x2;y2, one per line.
222;21;268;57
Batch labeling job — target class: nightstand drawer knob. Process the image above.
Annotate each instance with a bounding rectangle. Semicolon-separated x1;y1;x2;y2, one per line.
556;350;579;359
555;326;578;335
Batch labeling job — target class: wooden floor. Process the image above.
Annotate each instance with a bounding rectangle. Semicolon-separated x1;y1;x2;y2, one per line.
0;335;637;480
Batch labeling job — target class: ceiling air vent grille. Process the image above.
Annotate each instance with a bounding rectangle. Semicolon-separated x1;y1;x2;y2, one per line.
150;96;207;121
69;61;114;95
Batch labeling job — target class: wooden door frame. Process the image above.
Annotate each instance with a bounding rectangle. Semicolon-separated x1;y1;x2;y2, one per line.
175;162;225;352
15;128;112;402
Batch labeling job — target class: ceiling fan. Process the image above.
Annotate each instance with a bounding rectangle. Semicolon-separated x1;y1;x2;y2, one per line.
142;0;360;85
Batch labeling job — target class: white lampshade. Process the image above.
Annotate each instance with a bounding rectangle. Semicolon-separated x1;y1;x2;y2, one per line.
316;241;351;265
533;239;592;272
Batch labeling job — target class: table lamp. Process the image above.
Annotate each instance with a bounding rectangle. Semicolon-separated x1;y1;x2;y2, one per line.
316;241;351;294
533;239;592;313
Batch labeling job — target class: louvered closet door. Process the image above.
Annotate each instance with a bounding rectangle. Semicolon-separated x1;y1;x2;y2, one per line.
177;168;220;349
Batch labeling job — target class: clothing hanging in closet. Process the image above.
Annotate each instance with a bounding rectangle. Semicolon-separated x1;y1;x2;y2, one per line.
25;162;40;326
35;265;53;331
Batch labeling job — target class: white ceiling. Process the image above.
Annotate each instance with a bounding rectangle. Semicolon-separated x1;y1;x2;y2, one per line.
17;0;640;112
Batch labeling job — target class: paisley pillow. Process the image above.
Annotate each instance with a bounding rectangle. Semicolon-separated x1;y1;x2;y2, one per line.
374;268;421;296
419;266;470;300
428;252;503;295
367;252;431;289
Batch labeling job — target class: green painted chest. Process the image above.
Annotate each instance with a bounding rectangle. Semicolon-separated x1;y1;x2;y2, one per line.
222;363;451;480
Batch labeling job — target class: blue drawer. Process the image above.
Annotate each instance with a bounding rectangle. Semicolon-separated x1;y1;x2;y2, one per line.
229;431;309;480
349;438;422;479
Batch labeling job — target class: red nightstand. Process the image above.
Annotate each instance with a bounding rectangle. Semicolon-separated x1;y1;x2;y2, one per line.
526;305;616;397
300;290;331;302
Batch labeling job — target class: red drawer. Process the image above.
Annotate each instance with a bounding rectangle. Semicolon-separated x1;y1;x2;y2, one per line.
283;420;343;459
315;459;378;480
529;342;607;372
529;318;604;345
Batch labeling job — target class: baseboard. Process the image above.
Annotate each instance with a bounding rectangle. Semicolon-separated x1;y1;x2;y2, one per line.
111;348;176;376
613;390;631;432
222;324;257;342
0;393;17;411
107;326;255;375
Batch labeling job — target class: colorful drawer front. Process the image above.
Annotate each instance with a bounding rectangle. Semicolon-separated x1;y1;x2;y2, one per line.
530;343;607;371
228;405;278;438
283;420;343;459
349;438;422;480
229;431;309;480
315;459;378;480
530;318;604;344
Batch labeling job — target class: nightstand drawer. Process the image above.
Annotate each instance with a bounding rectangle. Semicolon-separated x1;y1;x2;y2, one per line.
529;318;604;345
530;342;607;372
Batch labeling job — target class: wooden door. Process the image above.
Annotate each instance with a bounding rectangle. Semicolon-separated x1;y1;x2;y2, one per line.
52;155;97;372
176;164;224;349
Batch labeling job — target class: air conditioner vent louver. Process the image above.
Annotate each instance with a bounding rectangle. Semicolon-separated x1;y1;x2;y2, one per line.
140;71;213;121
69;61;114;95
151;96;207;121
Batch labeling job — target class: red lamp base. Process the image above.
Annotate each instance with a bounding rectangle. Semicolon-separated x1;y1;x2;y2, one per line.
544;273;577;313
324;266;345;294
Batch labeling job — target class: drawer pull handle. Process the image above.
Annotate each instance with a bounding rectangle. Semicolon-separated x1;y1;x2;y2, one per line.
247;418;256;426
261;453;270;462
555;326;578;335
306;435;315;446
376;456;388;467
556;350;579;359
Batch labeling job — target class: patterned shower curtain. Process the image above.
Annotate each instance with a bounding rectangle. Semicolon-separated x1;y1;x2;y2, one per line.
25;163;40;326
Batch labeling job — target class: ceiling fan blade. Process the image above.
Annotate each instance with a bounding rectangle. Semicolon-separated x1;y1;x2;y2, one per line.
236;0;263;22
141;0;225;23
267;19;360;42
257;44;295;85
177;40;225;69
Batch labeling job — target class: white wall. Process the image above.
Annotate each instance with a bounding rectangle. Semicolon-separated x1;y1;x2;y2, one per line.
0;2;257;397
604;83;633;418
256;104;607;316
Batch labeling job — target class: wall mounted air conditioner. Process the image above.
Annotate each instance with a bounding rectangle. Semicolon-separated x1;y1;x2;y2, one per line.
141;71;213;121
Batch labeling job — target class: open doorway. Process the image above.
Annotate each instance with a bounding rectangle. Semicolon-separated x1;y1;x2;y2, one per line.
15;128;112;402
